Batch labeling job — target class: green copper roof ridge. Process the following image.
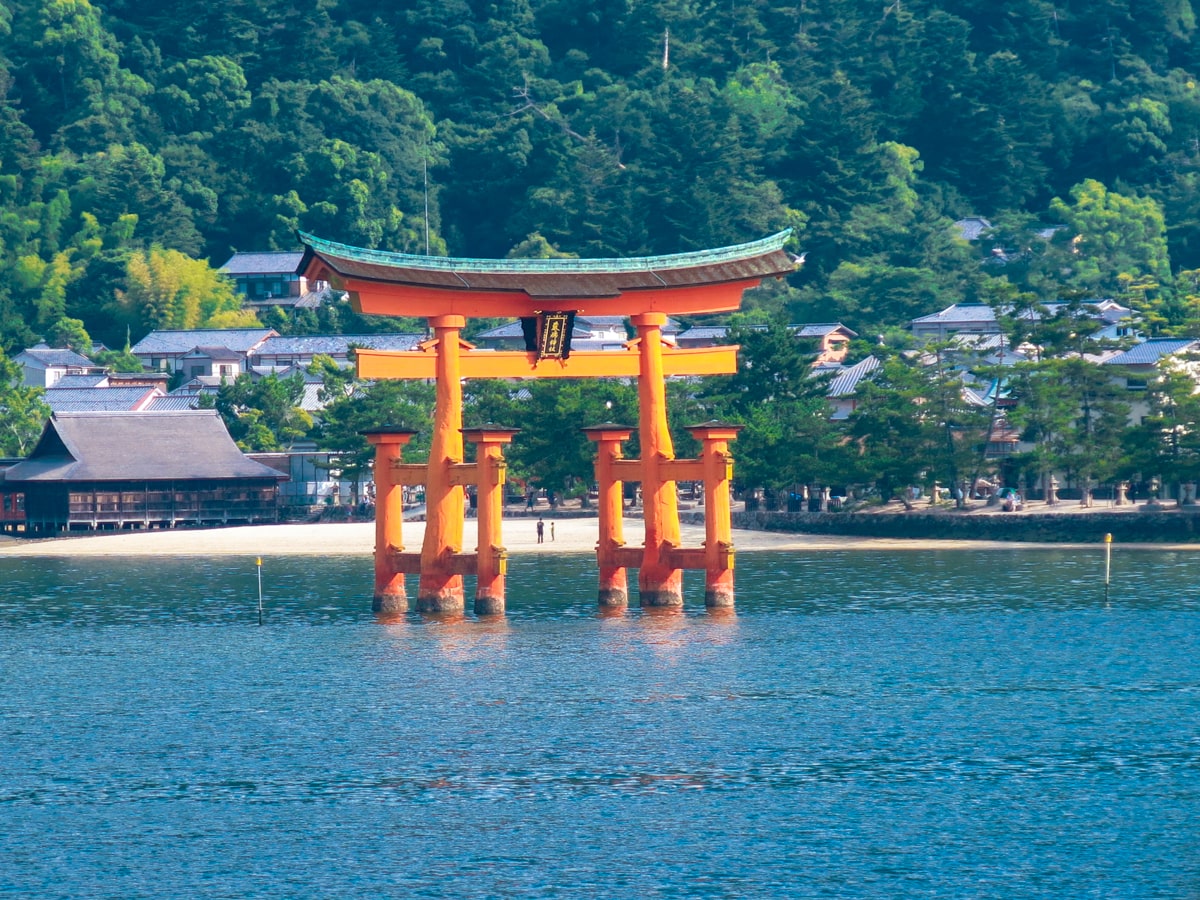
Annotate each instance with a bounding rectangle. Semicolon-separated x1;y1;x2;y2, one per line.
299;229;794;274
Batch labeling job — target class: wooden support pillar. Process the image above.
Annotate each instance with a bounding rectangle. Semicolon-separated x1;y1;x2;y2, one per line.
418;315;467;614
583;424;634;609
463;426;518;616
363;427;417;614
686;421;742;608
631;312;683;607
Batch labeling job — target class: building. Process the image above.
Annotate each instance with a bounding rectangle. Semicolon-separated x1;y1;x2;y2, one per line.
220;251;329;310
1101;337;1200;422
825;355;881;420
12;345;101;387
249;333;426;372
130;328;278;374
43;384;164;413
910;303;1002;340
793;323;857;365
0;410;286;534
672;322;853;364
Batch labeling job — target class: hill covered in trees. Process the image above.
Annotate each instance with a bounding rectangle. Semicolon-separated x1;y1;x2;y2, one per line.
4;0;1200;350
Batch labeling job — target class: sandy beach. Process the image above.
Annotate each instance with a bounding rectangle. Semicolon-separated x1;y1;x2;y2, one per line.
0;513;1189;557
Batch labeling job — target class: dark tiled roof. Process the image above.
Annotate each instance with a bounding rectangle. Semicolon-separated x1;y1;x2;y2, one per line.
220;251;305;276
791;322;857;338
186;345;244;360
49;374;108;389
144;395;202;411
254;333;424;356
131;329;277;355
911;304;998;325
827;355;881;397
5;411;284;482
17;347;95;367
43;387;161;413
300;231;797;298
676;326;731;341
474;322;525;340
1101;338;1200;366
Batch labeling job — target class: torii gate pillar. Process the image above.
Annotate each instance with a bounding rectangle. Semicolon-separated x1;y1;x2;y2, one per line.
418;314;467;614
632;312;683;607
584;424;634;609
363;427;417;614
687;421;742;608
464;426;519;616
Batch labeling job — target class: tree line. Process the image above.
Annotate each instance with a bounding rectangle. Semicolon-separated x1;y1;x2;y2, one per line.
4;0;1200;353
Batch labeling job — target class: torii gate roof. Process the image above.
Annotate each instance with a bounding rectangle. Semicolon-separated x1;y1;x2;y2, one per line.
299;230;797;310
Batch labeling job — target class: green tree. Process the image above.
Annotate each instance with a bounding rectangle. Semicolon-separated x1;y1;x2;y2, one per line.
110;247;256;333
0;352;50;456
315;379;436;501
1041;179;1173;327
213;371;313;452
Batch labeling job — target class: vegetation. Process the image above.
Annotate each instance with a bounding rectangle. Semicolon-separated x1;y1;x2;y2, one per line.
5;0;1200;352
5;1;1200;501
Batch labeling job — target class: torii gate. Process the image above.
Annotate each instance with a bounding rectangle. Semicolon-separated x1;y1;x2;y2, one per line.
299;231;797;616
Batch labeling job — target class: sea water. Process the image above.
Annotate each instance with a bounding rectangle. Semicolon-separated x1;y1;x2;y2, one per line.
1;549;1198;898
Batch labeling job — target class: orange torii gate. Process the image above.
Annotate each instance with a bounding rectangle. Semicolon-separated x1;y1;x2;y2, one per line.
299;231;798;616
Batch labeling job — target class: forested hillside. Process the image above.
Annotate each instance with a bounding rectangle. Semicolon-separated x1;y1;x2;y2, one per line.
4;0;1200;351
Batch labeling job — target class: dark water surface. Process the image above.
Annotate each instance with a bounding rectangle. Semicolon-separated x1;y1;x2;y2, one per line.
1;549;1198;898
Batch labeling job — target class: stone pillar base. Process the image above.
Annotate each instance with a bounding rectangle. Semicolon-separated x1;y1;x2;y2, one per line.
598;586;629;608
705;585;734;608
417;587;465;614
640;588;684;608
373;591;408;615
474;594;505;616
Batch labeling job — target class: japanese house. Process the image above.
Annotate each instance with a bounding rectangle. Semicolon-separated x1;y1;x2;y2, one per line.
0;410;287;535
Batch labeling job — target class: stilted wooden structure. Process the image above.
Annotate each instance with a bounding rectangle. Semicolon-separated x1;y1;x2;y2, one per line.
300;231;797;612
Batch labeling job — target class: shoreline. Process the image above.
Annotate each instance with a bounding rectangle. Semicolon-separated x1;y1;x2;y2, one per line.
0;516;1197;558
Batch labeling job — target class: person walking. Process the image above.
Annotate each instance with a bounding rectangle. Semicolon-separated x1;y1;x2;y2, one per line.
536;518;544;543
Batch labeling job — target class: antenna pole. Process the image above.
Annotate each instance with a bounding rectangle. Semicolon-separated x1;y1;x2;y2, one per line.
423;156;431;256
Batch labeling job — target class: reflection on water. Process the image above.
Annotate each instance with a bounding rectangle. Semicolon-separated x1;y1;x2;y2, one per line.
1;548;1198;897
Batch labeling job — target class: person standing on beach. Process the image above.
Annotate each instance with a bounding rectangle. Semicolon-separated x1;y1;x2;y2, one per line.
537;518;544;543
550;521;555;542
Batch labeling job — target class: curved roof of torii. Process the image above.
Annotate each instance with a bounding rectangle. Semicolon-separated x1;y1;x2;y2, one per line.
299;230;797;300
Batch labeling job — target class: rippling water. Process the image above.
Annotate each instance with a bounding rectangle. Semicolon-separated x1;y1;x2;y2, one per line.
2;549;1198;898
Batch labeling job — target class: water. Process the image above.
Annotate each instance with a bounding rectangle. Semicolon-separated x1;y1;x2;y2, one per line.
1;549;1198;898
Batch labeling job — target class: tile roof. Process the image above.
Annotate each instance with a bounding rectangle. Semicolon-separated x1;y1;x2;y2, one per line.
911;304;998;325
5;411;285;482
791;322;857;338
220;251;305;276
253;333;425;356
17;347;95;367
187;345;244;360
131;329;277;355
1101;338;1200;366
43;387;161;413
144;395;202;411
48;374;108;389
676;325;731;341
826;355;881;397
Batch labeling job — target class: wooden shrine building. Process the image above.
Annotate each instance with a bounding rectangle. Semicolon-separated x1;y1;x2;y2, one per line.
299;231;799;615
1;411;285;535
